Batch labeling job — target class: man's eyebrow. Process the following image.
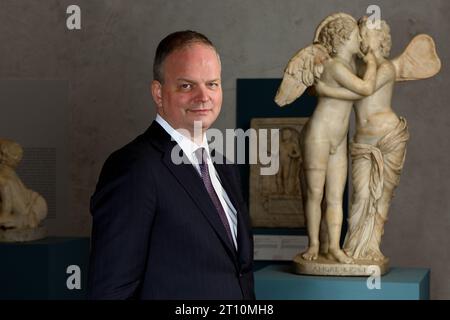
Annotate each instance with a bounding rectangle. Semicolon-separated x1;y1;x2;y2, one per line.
176;78;221;83
176;78;196;83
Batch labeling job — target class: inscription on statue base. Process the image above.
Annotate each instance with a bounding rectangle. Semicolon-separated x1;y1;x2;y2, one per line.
293;253;389;276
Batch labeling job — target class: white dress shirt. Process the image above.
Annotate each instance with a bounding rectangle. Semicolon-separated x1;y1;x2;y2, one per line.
155;115;238;249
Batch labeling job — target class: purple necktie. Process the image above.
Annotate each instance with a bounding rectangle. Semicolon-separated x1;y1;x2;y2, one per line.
195;148;235;248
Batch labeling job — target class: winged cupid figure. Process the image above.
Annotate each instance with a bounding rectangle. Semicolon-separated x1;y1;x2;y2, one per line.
315;17;441;263
275;13;378;264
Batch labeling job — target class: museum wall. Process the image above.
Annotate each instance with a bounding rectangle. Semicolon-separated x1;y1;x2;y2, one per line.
0;0;448;299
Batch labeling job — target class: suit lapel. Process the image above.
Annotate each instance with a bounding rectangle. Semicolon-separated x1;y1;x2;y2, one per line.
146;122;237;261
214;159;252;269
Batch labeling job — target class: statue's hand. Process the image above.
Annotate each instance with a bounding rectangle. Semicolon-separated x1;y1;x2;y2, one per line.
363;50;376;65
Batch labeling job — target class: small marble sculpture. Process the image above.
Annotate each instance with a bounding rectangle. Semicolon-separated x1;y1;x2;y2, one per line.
275;13;440;275
0;139;48;242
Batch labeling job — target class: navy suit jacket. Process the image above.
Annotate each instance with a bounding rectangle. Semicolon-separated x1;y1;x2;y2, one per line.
88;121;255;299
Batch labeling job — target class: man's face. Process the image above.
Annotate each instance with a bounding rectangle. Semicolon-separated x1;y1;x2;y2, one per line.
151;43;222;136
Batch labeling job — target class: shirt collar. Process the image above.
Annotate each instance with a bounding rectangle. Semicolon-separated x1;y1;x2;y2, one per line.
155;114;210;164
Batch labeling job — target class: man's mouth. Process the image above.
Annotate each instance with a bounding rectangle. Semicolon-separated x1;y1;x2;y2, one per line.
188;109;211;114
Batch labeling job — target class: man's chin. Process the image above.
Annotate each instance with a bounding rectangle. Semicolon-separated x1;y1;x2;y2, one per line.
190;114;216;125
187;119;214;132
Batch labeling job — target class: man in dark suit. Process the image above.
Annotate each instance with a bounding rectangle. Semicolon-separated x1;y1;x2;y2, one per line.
87;30;255;299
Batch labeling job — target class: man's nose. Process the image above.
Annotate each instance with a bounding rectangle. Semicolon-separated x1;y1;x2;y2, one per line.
195;85;210;102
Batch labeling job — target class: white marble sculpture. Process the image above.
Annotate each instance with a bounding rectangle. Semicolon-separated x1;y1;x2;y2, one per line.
276;13;378;266
275;13;441;275
0;139;48;242
316;17;441;263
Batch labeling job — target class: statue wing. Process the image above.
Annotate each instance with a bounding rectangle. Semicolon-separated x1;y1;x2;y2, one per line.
275;44;329;106
391;34;441;82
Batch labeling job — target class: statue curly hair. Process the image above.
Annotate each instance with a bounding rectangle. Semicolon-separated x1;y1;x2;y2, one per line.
316;16;357;56
358;16;392;58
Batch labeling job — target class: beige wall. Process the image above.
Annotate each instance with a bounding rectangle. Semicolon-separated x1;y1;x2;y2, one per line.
0;0;448;298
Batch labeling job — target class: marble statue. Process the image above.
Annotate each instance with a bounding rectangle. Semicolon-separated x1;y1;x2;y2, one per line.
316;17;441;263
276;13;378;265
275;13;441;275
0;139;48;242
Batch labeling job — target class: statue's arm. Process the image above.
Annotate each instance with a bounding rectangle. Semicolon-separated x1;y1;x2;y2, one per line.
316;61;395;100
330;54;377;96
316;81;363;100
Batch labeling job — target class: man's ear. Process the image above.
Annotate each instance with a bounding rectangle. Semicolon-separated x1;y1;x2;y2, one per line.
151;80;163;109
